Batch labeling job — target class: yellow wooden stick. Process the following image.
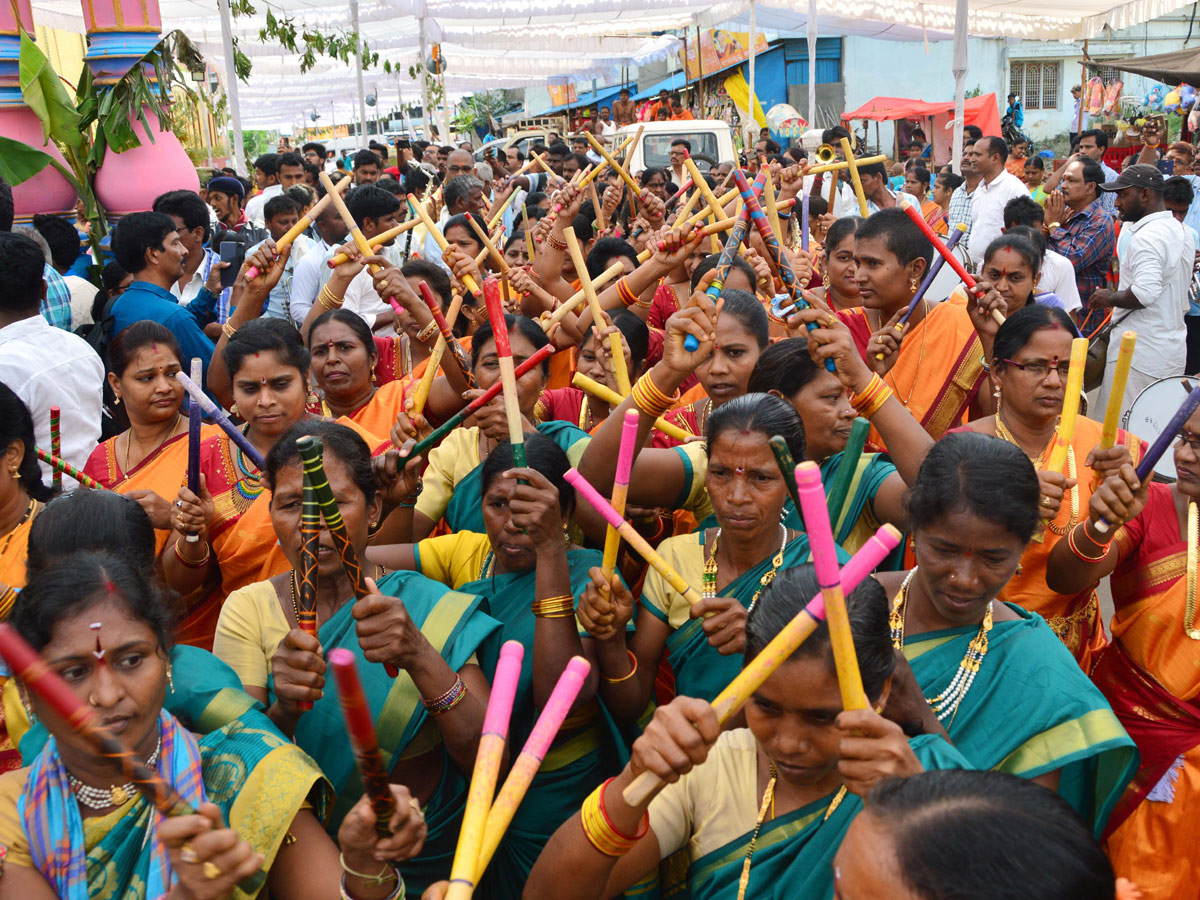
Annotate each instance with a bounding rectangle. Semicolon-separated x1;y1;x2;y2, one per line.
408;195;481;296
590;182;606;232
467;214;511;275
259;175;350;274
670;186;704;228
1100;331;1137;450
584;130;641;196
319;172;385;278
682;155;728;255
1044;337;1090;473
326;218;421;267
763;166;784;245
804;154;888;176
839;138;869;217
565;229;630;396
572;372;690;441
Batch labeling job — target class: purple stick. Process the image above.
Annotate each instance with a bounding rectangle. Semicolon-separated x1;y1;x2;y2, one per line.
800;191;810;252
175;372;266;471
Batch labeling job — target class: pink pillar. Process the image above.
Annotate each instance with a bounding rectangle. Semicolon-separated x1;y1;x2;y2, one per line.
0;0;77;221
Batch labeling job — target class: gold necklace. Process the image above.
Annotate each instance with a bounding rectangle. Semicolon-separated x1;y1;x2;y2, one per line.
736;761;777;900
703;526;788;614
123;413;182;474
1186;502;1199;640
889;568;993;725
993;414;1078;536
0;498;36;559
696;398;713;438
892;300;928;407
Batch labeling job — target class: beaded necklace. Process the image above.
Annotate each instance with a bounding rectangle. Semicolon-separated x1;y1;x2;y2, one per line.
69;736;161;809
1186;502;1200;640
702;526;788;615
735;761;776;900
234;428;263;502
889;568;992;725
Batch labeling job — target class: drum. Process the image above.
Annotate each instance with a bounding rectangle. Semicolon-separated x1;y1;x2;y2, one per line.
1122;375;1199;480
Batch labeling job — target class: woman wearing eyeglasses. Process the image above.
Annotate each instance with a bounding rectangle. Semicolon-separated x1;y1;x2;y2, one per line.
1045;403;1200;899
952;304;1143;672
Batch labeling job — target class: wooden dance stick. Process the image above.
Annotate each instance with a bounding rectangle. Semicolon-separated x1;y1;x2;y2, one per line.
326;219;422;267
795;462;869;712
35;448;103;490
407;194;482;297
839;138;869;217
825;418;870;526
800;191;810;252
184;359;202;542
682;152;729;253
410;289;467;416
481;281;527;470
564;468;702;606
804;154;888;176
571;373;690;442
548;135;636;218
318;171;403;315
296;456;320;710
245;175;350;280
670;185;704;228
622;524;902;807
564;230;630;396
296;435;399;678
668;178;694;204
446;641;524;900
0;624;270;891
176;372;265;469
762;166;784;245
601;410;640;581
768;435;803;515
467;214;512;275
584;131;641;196
328;649;399;838
1099;332;1137;451
487;153;549;231
49;406;61;491
1044;337;1090;474
417;281;473;385
898;199;1003;326
590;182;606;232
476;657;590;877
659;204;791;252
402;344;556;465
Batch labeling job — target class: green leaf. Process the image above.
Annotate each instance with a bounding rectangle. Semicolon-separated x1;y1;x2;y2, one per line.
18;31;86;153
0;134;56;185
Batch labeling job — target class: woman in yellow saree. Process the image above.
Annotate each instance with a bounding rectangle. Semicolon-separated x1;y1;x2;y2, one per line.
0;551;428;900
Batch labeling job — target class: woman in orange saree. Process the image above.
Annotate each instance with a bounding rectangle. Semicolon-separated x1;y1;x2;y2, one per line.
1047;408;1200;897
953;305;1143;671
82;322;214;556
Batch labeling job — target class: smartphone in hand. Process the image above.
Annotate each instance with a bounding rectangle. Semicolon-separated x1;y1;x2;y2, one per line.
219;241;244;289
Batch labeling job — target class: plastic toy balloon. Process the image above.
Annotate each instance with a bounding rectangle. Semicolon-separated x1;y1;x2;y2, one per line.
1181;84;1196;112
1143;85;1165;112
766;103;808;138
1164;87;1182;112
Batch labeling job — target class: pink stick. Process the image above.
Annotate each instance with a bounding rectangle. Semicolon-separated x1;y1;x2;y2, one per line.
483;641;525;738
568;468;624;531
793;462;841;590
615;409;639;488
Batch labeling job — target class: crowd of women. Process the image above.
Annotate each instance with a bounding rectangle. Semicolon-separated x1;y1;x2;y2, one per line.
0;149;1193;900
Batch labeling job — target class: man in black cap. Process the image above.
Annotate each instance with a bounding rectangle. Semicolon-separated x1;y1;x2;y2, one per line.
206;175;248;232
1092;164;1192;414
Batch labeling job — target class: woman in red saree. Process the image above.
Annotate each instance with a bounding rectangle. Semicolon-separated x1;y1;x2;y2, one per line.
1047;407;1200;896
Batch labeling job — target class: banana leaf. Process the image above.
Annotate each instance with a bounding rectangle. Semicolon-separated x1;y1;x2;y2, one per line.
0;134;86;195
18;31;86;157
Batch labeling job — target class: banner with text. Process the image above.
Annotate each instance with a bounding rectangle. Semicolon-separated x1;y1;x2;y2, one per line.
682;29;770;81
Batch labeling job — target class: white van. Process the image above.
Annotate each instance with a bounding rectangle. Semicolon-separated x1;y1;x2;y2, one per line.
614;120;736;176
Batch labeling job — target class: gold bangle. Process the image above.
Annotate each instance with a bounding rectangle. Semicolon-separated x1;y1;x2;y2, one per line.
580;778;649;857
339;851;399;886
415;319;439;343
222;321;238;340
603;649;638;684
318;284;344;311
532;594;575;618
172;539;210;568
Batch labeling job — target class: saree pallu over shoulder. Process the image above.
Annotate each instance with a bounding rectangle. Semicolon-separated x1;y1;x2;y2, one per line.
838;303;986;448
443;420;591;533
292;570;500;892
817;450;904;567
651;535;820;704
904;605;1137;836
672;735;968;900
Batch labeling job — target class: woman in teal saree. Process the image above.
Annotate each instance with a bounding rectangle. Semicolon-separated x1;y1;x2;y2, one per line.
877;433;1136;837
412;315;591;538
211;421;500;894
577;394;849;724
525;565;970;900
372;432;622;896
0;552;428;900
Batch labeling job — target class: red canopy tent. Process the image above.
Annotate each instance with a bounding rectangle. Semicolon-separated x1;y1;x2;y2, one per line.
842;93;1003;164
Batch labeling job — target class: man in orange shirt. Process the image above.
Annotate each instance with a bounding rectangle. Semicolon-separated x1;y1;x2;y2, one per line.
670;94;694;120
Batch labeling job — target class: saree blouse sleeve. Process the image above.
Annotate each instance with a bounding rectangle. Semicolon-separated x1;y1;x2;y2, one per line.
0;768;31;868
641;535;701;631
414;427;480;526
671;441;713;521
415;532;492;590
646;729;759;862
213;581;289;690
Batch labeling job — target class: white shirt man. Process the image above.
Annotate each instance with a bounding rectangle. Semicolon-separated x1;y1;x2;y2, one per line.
1038;250;1083;316
244;184;283;229
1093;165;1192;415
966;138;1030;264
0;238;103;484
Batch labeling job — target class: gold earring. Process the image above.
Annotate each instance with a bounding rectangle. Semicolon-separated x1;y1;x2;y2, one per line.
166;665;175;693
822;271;831;290
370;370;378;384
910;276;918;294
229;402;239;418
8;467;18;480
113;394;121;406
